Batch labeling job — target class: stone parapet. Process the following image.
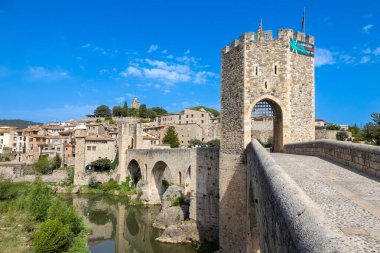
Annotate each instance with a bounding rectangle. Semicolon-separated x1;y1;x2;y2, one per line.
284;140;380;178
247;140;352;252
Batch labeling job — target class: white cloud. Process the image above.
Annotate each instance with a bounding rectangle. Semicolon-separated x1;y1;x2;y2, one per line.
194;71;219;84
360;56;371;64
362;24;374;33
28;66;71;80
167;54;174;59
163;89;171;94
81;43;92;48
162;49;168;54
184;49;191;55
147;44;159;53
315;48;335;67
154;84;161;88
114;97;126;103
120;66;143;77
373;47;380;56
176;56;198;65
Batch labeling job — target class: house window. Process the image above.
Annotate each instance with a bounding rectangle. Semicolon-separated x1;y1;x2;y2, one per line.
87;146;91;151
201;114;204;117
191;114;193;118
186;115;189;118
201;120;204;124
92;146;96;150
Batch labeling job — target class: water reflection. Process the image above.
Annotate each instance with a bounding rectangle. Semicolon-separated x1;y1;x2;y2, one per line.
68;195;195;253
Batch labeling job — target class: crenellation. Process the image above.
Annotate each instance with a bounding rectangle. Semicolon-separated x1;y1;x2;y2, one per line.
294;31;306;42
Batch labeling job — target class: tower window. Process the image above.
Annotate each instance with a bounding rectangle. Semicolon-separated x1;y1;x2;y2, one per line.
255;67;258;76
274;65;277;75
265;81;268;89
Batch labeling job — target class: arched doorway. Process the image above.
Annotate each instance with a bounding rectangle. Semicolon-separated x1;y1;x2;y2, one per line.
151;161;173;203
127;159;142;186
251;99;283;152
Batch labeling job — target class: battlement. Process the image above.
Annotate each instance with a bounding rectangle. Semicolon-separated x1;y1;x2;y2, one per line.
222;28;314;54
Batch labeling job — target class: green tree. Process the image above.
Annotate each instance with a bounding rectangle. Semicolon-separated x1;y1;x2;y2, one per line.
189;106;220;117
150;107;168;116
51;154;61;170
33;155;52;174
94;105;112;118
162;126;180;148
129;108;139;117
89;158;112;171
139;104;149;118
112;106;123;117
371;113;380;125
121;101;128;117
348;124;360;136
326;124;341;130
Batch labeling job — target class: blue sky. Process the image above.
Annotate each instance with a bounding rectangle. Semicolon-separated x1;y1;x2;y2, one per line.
0;0;379;125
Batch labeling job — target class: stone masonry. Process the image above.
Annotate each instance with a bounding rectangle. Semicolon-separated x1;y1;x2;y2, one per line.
219;29;315;252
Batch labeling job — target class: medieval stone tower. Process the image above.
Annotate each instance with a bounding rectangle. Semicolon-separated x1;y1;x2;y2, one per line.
219;29;315;252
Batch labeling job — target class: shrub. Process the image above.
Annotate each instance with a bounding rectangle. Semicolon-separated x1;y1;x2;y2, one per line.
172;196;185;206
33;219;72;253
33;155;52;175
0;177;15;200
88;175;101;189
47;198;84;235
51;154;62;170
89;158;112;171
27;179;52;221
207;139;220;147
68;234;90;253
64;167;75;186
326;124;341;130
336;131;348;141
101;178;120;192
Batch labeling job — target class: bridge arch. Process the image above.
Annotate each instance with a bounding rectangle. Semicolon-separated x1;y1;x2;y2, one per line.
150;161;173;203
127;159;142;186
248;96;284;152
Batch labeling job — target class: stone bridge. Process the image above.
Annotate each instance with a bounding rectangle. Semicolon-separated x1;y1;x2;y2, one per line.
118;147;220;242
246;139;380;252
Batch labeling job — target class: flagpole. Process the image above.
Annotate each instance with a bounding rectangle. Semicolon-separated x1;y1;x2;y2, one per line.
304;7;306;34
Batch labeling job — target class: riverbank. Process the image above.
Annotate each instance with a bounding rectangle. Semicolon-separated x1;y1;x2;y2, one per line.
0;179;90;253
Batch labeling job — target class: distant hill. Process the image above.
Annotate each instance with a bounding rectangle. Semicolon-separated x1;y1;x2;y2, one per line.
189;106;220;117
0;119;43;129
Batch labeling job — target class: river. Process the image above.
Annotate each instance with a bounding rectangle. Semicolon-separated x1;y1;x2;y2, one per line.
65;194;196;253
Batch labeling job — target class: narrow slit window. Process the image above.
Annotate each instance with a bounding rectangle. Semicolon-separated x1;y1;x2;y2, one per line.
255;67;258;76
274;65;277;75
265;81;268;89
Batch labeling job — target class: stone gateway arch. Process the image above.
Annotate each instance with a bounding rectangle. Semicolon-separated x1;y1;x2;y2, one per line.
219;29;315;252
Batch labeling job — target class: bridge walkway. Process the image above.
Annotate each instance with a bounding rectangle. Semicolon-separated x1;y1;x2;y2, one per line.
271;153;380;252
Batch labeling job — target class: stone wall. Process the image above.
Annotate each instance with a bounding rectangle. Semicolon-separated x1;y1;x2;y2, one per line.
247;140;352;252
315;129;352;140
284;140;380;178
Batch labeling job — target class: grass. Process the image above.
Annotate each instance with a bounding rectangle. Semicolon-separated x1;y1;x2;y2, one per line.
0;208;36;252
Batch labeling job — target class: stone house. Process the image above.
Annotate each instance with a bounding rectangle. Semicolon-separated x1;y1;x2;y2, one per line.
0;126;16;154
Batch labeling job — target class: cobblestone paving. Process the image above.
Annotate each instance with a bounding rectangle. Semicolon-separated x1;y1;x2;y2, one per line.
272;153;380;252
